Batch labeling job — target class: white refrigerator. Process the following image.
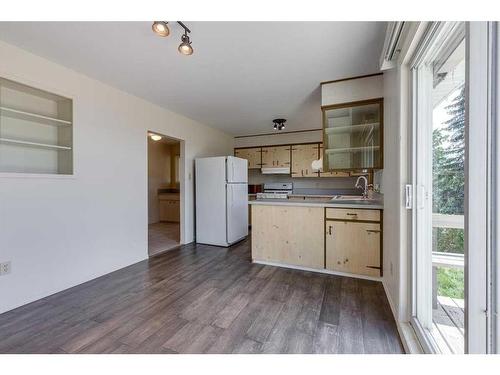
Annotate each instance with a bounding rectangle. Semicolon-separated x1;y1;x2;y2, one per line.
195;156;248;247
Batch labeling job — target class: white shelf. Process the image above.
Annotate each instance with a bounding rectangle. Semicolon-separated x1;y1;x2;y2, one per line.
324;122;380;134
0;137;72;150
0;106;72;126
325;146;380;154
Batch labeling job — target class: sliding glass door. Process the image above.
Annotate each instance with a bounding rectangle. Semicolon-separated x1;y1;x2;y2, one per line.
411;22;466;353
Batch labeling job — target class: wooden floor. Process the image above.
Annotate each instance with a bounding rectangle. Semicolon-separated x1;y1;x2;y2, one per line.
432;296;464;354
0;238;403;354
148;222;180;256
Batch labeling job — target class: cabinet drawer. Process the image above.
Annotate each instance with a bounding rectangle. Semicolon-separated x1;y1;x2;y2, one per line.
325;208;380;222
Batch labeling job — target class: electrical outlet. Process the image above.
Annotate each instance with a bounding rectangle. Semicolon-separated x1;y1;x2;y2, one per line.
0;261;11;275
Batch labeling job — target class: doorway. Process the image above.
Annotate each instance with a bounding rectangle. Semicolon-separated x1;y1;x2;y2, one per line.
147;131;182;256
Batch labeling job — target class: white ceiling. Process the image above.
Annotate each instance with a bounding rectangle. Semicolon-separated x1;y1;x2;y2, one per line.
0;22;386;135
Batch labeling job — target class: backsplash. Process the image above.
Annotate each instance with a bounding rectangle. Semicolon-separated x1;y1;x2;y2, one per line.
248;169;358;190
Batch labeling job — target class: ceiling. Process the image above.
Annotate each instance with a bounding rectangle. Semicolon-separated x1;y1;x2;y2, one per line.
0;22;386;136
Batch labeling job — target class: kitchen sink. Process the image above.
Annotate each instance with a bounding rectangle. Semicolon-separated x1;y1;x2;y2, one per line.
330;195;370;201
332;195;368;201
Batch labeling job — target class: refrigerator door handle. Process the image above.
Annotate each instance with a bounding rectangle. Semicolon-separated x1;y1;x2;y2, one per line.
226;184;230;243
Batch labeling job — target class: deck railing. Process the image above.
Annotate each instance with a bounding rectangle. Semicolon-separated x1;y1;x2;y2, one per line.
432;213;464;308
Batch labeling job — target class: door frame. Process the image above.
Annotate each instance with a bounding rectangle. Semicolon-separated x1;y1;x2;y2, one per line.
146;131;186;251
407;21;468;353
406;21;497;354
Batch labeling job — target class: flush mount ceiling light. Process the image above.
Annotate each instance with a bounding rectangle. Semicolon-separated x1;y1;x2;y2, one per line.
272;118;286;131
149;133;162;141
151;21;193;56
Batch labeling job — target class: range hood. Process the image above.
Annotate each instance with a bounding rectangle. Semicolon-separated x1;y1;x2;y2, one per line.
261;167;291;175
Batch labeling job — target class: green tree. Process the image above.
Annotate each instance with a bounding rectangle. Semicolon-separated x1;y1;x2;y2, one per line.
441;85;465;215
433;85;466;298
433;85;465;255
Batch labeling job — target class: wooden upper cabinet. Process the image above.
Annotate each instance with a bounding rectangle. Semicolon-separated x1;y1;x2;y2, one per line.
322;98;383;171
261;145;291;168
291;143;319;178
234;147;261;169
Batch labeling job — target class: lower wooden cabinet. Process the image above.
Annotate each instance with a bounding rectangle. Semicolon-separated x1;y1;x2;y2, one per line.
251;205;324;269
251;204;382;278
248;195;256;227
159;195;180;222
325;218;381;277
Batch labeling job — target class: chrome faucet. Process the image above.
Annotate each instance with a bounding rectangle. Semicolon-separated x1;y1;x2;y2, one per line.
355;176;369;198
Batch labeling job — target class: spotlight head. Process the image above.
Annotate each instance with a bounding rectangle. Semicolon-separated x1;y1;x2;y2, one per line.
178;34;194;55
272;118;287;131
152;21;170;37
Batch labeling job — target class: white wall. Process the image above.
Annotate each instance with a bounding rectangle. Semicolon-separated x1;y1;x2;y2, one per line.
0;41;233;314
321;74;383;106
248;169;357;189
381;23;425;324
381;68;403;320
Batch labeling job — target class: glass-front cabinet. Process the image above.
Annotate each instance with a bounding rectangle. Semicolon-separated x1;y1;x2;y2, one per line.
322;98;383;171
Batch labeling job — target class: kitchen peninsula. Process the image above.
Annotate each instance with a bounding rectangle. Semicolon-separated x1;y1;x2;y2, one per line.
250;196;383;279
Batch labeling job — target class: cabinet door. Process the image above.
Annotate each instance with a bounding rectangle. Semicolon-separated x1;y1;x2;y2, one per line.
252;205;324;269
318;144;350;177
170;200;180;222
273;145;291;168
261;146;290;168
260;146;274;167
234;148;261;169
291;144;319;178
325;221;381;277
322;99;383;170
159;201;169;221
160;200;180;222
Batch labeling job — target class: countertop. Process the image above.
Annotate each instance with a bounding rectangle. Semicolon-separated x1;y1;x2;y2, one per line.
249;197;384;210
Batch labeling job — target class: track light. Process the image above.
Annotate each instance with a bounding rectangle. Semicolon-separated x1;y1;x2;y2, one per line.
152;21;170;37
272;119;286;131
151;21;193;56
178;33;194;55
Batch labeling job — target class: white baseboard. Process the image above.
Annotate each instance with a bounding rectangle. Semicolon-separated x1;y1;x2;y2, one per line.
252;260;382;282
382;280;423;354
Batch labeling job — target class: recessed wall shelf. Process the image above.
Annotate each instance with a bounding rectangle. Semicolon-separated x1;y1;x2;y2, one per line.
0;77;73;175
0;137;72;150
0;106;72;126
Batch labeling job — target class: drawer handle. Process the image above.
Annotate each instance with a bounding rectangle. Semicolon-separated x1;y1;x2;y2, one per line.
328;225;332;235
366;229;381;233
346;213;358;217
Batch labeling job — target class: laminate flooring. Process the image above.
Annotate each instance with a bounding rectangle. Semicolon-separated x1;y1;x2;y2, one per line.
148;222;180;256
0;238;404;354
